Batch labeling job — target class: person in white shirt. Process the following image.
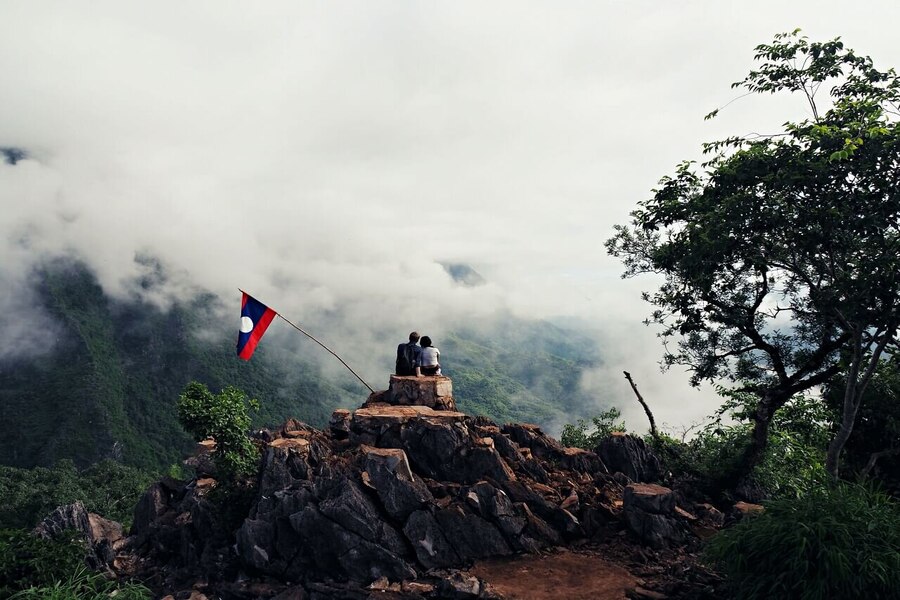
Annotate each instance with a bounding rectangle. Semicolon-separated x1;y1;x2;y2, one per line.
416;335;441;376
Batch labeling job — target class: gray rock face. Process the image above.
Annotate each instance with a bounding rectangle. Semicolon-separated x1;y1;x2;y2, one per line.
385;375;457;411
595;433;662;483
403;509;461;569
622;483;685;548
363;446;433;520
130;401;705;595
34;501;125;568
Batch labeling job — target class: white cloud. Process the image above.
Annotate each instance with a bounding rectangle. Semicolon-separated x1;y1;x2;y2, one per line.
2;1;899;425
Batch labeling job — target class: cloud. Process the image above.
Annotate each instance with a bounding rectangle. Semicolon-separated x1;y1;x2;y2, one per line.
2;2;900;426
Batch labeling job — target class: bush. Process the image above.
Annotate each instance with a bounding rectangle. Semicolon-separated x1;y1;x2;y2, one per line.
176;381;260;479
560;407;626;449
705;482;900;599
0;529;86;596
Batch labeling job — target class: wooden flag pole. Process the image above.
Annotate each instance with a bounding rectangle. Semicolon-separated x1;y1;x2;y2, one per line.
276;313;375;393
239;289;375;393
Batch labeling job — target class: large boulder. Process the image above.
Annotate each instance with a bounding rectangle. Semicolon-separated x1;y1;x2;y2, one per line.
363;446;433;520
34;501;125;568
595;433;662;483
622;483;686;548
384;375;457;411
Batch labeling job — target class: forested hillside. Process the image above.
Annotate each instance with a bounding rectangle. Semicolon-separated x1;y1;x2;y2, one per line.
0;259;603;471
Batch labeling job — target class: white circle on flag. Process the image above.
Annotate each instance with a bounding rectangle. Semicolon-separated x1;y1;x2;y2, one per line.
240;316;254;333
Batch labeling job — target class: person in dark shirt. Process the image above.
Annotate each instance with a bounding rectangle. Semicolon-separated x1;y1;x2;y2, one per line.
395;331;422;376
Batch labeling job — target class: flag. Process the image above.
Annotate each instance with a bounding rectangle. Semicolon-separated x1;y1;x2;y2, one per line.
237;292;277;360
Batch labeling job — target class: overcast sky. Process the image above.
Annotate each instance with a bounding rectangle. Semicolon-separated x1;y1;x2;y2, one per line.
3;1;899;430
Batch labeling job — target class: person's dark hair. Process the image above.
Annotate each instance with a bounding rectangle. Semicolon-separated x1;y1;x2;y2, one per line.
409;331;420;342
420;335;432;347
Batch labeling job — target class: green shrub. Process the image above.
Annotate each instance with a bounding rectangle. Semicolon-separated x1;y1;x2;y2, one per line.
705;482;900;599
560;407;626;449
0;529;86;596
176;381;260;479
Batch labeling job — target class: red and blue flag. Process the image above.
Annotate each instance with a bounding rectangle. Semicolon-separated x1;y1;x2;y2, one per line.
237;292;277;360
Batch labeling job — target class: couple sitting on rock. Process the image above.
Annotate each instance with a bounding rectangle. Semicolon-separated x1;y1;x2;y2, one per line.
395;331;441;377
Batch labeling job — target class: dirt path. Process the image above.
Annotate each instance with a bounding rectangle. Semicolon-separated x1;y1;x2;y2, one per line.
469;548;639;600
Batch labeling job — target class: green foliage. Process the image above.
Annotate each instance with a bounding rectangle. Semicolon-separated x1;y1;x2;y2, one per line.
0;460;156;530
705;482;900;599
682;393;829;498
563;393;831;498
177;381;260;479
0;529;86;597
9;564;151;600
824;358;900;484
560;408;625;449
606;31;900;483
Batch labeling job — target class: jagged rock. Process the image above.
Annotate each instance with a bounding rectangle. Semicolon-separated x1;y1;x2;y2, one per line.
435;572;502;599
271;586;309;600
502;423;565;460
363;446;433;520
595;433;662;483
402;509;460;569
329;409;351;439
132;482;169;537
128;406;721;597
34;501;124;567
183;440;216;477
469;481;526;540
260;438;313;494
624;484;676;515
350;405;467;447
387;375;457;411
236;518;274;570
693;503;725;528
291;504;416;583
623;484;685;548
434;503;513;560
503;423;607;476
623;510;685;549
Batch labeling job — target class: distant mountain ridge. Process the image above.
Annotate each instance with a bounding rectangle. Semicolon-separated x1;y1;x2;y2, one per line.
0;259;604;471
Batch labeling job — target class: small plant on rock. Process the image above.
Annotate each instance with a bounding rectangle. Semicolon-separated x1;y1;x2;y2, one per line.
176;381;260;479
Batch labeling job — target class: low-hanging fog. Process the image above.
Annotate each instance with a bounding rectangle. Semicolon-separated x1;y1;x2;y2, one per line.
3;1;899;432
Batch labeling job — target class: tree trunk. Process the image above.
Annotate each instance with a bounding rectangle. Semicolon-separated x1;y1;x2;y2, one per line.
825;396;860;478
723;390;789;493
824;330;891;478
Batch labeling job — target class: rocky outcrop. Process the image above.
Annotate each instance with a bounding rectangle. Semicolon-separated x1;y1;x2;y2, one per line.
122;405;722;598
366;375;457;411
33;501;126;569
595;433;662;483
622;483;687;548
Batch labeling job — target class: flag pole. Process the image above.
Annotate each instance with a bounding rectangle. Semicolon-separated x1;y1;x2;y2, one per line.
276;313;376;394
240;289;375;394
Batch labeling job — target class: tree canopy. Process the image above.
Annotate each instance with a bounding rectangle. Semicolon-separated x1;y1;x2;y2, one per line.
607;31;900;486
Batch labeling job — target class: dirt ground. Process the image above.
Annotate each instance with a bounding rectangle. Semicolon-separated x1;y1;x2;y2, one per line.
469;548;639;600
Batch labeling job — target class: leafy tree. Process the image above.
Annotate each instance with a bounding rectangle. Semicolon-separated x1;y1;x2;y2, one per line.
689;392;830;498
176;381;260;479
607;31;900;487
